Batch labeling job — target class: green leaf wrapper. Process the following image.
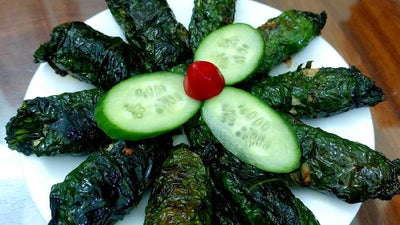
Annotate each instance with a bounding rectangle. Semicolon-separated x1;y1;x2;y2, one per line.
282;114;400;203
203;144;320;225
242;66;385;118
48;136;173;225
144;145;212;225
5;89;110;156
34;22;145;90
105;0;192;71
188;0;236;50
256;10;327;74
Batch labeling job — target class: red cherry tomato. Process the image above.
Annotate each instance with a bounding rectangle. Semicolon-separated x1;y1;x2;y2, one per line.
183;61;225;100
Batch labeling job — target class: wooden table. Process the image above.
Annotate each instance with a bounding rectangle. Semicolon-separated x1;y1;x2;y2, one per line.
0;0;399;224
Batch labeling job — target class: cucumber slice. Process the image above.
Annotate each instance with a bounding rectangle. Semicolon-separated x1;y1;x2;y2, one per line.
201;87;300;173
95;72;201;141
194;23;264;85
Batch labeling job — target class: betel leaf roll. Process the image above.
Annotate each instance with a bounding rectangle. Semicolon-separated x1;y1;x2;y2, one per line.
105;0;191;71
144;145;212;225
5;89;110;156
188;0;236;50
282;114;400;203
185;115;320;225
34;21;145;90
256;10;327;74
48;135;173;225
242;66;385;118
207;149;320;225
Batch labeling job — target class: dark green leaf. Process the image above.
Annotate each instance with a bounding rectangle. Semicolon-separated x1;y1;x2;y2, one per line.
34;22;145;90
144;145;212;225
282;114;400;203
105;0;192;71
188;0;236;50
48;135;173;225
256;10;327;74
243;66;385;118
5;89;110;156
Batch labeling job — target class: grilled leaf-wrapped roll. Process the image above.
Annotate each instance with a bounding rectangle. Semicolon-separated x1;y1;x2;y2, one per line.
48;136;173;225
185;115;320;225
208;149;320;225
188;0;236;50
105;0;191;71
5;89;110;156
282;114;400;203
185;113;400;203
256;10;327;74
34;22;145;90
144;145;212;225
242;66;385;118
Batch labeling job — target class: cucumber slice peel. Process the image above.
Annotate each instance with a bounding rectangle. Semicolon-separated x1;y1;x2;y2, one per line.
201;87;301;173
95;72;201;141
194;23;264;85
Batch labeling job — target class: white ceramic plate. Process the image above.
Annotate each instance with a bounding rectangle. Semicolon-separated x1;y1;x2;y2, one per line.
20;0;374;224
